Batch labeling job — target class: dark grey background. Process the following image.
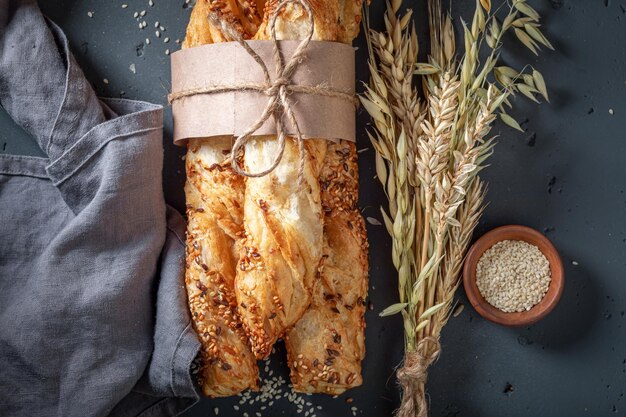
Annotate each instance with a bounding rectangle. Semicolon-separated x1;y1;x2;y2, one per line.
2;0;624;416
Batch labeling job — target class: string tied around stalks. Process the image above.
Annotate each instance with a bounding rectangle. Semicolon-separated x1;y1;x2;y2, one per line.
167;0;357;184
396;336;441;417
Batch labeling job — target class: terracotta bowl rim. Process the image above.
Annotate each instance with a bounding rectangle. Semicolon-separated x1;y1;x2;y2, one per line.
462;224;565;327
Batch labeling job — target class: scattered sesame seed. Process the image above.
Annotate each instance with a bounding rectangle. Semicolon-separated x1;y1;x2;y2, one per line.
138;22;143;29
121;4;128;9
609;108;614;115
164;37;170;43
133;11;139;18
213;407;219;415
139;10;146;16
159;25;166;31
155;30;161;37
87;11;93;17
154;21;159;27
175;38;181;43
149;0;154;6
366;217;382;226
165;49;170;55
146;38;150;45
103;78;109;84
129;63;136;74
572;260;579;266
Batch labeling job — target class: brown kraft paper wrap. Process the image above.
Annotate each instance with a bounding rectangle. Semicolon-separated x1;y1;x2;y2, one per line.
170;40;355;145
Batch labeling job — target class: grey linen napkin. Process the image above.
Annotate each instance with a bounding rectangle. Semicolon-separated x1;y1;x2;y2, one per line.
0;1;200;416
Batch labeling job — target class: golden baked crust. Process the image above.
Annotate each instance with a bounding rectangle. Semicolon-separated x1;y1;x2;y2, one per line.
234;0;330;359
183;0;262;46
185;139;260;397
236;138;326;358
254;0;362;43
285;141;368;394
257;0;368;394
235;0;364;360
182;1;261;396
181;0;368;394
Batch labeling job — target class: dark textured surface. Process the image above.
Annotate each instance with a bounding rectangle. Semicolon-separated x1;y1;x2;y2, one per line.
2;1;625;416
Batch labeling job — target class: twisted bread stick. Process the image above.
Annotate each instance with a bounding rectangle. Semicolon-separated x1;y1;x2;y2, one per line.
182;0;261;397
286;140;368;394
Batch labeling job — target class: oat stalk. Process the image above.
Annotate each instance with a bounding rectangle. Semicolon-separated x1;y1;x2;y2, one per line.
361;0;551;416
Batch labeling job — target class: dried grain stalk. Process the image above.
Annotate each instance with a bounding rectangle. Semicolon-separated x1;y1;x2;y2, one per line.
360;0;551;416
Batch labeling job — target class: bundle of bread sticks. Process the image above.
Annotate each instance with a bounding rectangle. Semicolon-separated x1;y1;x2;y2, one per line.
179;0;368;397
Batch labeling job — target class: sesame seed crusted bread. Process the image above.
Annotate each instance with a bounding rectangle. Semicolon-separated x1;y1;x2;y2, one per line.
182;0;261;397
184;161;259;396
252;0;369;393
182;0;367;395
253;0;362;43
236;136;327;359
182;0;262;46
235;0;366;360
285;141;369;394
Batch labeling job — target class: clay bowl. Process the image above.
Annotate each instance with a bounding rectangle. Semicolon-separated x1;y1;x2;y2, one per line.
463;225;564;326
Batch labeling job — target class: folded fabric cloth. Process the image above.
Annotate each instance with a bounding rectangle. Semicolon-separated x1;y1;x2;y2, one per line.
0;1;200;416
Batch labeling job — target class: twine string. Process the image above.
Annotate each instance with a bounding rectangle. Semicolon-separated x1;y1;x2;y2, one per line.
396;337;441;417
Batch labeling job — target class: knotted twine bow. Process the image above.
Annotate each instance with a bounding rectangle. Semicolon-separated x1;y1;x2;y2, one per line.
168;0;357;184
396;336;441;417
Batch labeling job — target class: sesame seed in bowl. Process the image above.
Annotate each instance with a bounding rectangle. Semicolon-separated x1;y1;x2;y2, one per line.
462;225;564;326
476;240;552;313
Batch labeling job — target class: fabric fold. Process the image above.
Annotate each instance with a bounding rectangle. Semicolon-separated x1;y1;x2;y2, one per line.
0;0;106;157
0;1;200;416
135;206;201;400
44;97;163;213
